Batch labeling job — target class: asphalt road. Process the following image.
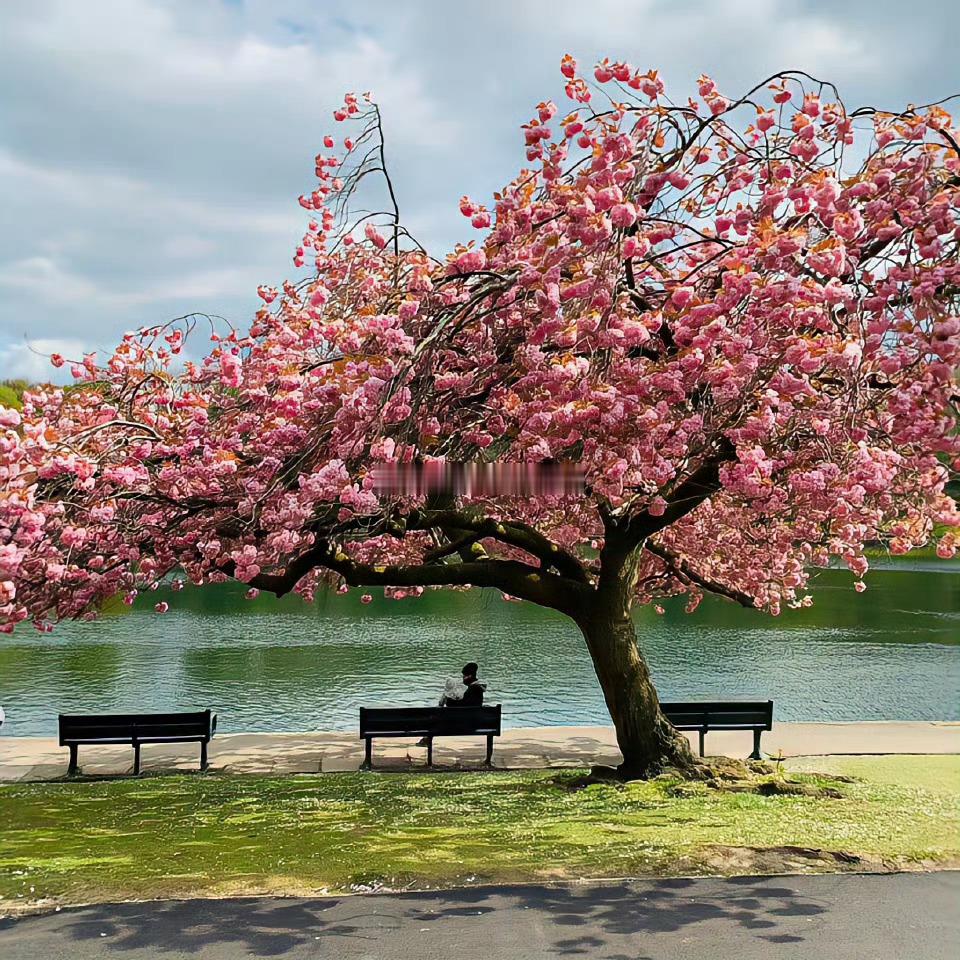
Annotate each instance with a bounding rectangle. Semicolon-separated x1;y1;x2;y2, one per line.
1;872;957;959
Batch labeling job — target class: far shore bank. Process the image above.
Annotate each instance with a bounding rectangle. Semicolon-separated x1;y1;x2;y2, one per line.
1;720;957;782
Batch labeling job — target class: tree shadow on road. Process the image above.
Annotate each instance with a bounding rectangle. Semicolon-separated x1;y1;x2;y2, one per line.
398;876;825;954
4;875;833;957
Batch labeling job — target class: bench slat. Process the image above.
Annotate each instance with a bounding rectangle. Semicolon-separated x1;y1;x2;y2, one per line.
59;711;212;725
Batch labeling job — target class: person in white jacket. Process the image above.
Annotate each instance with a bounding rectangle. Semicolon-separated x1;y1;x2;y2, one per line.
438;676;467;706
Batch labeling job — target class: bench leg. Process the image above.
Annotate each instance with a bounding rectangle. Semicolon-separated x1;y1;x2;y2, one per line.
485;734;494;767
750;729;763;761
67;743;79;776
133;742;142;776
426;737;434;767
698;730;705;758
200;740;209;771
361;736;372;770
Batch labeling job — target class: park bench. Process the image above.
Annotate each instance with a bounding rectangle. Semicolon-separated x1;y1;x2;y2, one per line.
359;704;502;768
661;700;773;759
58;709;217;776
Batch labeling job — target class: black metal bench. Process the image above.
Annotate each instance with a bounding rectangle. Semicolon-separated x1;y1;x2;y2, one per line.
359;705;502;768
661;700;773;759
58;710;217;775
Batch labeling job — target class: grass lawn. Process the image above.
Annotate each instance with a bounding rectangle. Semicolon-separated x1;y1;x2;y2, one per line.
1;756;957;914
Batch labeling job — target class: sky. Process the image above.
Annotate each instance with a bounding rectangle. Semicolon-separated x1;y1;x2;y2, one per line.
1;0;958;382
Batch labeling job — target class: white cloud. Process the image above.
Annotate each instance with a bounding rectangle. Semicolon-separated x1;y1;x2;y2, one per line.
0;257;102;305
0;338;88;383
160;236;219;259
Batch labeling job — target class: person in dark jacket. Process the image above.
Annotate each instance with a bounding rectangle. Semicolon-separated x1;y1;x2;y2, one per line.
456;662;486;706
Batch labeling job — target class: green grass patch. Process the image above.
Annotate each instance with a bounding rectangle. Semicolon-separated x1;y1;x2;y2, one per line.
1;757;957;913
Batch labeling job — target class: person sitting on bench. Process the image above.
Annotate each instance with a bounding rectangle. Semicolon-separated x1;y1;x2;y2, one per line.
418;662;488;744
454;662;486;706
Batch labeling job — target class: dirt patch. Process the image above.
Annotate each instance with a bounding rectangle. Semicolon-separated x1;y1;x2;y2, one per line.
690;845;886;875
686;845;960;877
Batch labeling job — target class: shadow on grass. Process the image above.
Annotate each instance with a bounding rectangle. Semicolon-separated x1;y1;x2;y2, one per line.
0;876;828;956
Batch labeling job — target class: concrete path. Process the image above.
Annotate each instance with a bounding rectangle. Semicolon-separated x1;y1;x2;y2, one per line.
1;873;957;959
1;721;957;781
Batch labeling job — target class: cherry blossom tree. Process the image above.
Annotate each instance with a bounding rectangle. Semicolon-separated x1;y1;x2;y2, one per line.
2;60;959;777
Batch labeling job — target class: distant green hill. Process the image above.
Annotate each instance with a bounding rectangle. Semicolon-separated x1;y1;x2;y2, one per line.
0;379;30;410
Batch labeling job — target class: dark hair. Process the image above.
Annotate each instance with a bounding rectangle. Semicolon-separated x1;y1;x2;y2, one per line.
462;662;479;677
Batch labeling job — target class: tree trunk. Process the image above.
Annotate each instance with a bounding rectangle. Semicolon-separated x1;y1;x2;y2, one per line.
577;605;696;779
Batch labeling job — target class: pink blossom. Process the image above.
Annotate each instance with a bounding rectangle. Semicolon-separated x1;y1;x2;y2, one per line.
154;602;169;614
594;60;614;83
219;352;242;388
671;286;694;309
364;224;387;249
538;100;557;122
610;202;637;228
257;285;278;304
455;249;487;273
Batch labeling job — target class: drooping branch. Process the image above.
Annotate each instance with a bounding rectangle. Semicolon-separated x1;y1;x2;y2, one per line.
224;534;591;616
645;540;757;608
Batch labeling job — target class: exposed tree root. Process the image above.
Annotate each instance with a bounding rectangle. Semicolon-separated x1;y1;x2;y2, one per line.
566;755;844;799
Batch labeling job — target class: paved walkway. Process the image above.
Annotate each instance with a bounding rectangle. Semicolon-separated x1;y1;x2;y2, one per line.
1;873;957;959
1;721;957;781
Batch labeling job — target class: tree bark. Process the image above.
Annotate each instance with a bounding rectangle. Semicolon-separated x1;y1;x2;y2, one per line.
577;604;696;779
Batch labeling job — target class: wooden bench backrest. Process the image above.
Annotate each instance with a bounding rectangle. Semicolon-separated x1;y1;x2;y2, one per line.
360;705;502;737
661;700;773;730
59;711;214;743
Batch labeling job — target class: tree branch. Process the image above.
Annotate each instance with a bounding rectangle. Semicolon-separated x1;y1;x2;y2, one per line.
621;435;737;548
407;509;590;583
645;541;756;608
224;536;590;616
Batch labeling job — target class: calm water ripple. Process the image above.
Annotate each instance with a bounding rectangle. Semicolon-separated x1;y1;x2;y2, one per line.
1;561;957;736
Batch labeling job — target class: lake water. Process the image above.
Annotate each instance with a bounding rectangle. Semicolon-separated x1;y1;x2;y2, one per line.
0;559;957;737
